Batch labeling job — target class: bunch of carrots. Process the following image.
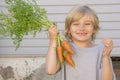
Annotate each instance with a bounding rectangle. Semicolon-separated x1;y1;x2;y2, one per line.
57;34;75;68
0;0;75;68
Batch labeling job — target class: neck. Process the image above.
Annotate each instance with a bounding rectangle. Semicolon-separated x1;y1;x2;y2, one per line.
72;40;93;48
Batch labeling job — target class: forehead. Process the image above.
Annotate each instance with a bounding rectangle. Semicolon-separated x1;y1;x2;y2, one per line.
72;14;93;22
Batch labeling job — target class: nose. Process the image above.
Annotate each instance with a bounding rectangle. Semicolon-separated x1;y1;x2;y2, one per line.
78;25;85;30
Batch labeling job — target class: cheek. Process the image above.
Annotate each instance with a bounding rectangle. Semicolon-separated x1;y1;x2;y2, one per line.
69;27;76;37
87;26;94;33
70;25;78;32
69;26;74;33
86;28;95;37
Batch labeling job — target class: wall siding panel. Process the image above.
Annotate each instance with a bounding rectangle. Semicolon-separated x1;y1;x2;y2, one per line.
0;0;120;57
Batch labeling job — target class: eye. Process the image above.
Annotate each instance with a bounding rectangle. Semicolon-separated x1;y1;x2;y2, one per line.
85;23;90;25
84;22;91;25
73;23;79;25
72;22;79;25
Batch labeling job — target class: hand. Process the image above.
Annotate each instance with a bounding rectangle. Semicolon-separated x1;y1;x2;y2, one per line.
102;38;113;58
48;25;59;40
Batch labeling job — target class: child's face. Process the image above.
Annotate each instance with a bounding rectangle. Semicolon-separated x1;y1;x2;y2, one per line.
69;15;95;42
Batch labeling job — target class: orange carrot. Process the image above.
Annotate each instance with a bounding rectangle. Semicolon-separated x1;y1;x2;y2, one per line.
64;52;75;67
57;45;64;64
61;40;74;54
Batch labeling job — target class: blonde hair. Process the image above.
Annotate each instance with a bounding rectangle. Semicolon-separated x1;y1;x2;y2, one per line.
65;5;99;41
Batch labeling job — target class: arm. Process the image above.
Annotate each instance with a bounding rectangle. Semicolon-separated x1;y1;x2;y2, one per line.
101;38;114;80
102;57;113;80
45;25;60;75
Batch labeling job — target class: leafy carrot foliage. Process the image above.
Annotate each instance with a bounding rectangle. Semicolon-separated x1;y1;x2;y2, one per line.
0;0;52;49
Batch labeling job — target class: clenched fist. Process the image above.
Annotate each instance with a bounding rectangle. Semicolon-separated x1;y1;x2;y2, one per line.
102;38;113;58
48;25;59;40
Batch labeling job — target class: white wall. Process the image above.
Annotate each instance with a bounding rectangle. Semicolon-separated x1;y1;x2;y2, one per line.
0;0;120;56
0;0;120;79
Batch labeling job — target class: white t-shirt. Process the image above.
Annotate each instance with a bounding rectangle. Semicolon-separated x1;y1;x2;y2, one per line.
61;42;116;80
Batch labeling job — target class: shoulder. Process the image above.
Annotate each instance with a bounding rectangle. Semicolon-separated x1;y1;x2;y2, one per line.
98;42;104;48
69;41;76;49
96;42;105;56
95;41;105;49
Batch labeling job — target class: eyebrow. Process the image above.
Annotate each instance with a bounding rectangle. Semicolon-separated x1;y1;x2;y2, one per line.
84;20;92;22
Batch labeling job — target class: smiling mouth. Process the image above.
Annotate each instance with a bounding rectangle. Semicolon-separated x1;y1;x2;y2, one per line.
77;33;88;36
